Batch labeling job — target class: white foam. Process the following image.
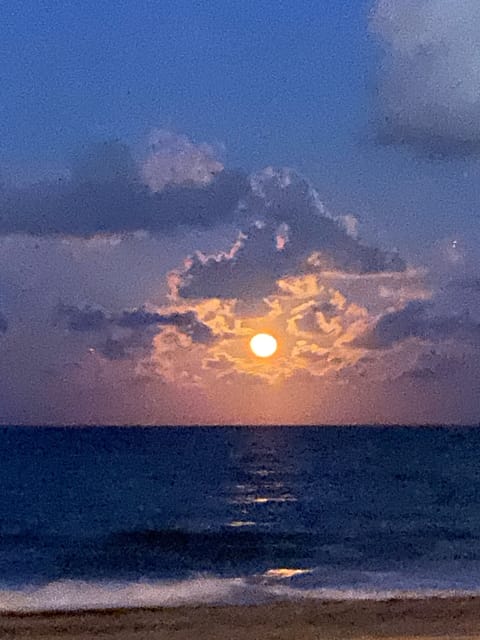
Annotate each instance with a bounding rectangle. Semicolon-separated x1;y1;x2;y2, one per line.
0;575;479;613
0;577;252;612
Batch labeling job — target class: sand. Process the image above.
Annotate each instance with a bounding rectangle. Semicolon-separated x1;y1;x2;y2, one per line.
1;597;479;639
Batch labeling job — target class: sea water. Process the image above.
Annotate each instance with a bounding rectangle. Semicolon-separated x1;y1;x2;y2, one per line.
1;425;480;611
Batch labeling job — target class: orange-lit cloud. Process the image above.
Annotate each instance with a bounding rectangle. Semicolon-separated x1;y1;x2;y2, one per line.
144;264;429;387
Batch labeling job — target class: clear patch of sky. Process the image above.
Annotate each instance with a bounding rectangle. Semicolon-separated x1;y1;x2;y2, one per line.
1;1;371;161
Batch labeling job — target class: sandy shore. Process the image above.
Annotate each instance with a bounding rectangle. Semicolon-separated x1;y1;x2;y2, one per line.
1;597;480;639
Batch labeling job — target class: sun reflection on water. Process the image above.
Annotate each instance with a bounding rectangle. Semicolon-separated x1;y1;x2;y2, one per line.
226;432;299;528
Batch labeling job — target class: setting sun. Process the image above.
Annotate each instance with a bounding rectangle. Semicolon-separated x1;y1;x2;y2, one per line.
249;333;278;358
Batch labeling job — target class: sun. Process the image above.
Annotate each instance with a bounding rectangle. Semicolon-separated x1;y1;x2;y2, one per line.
250;333;278;358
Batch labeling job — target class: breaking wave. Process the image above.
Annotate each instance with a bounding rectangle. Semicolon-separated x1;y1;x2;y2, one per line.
2;568;480;613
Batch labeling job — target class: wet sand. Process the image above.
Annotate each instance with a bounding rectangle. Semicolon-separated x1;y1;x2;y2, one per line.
1;597;480;639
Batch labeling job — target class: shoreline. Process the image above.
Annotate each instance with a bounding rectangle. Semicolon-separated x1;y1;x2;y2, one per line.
1;596;480;639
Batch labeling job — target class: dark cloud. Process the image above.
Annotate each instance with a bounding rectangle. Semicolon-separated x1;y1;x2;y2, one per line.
118;308;214;344
0;312;7;334
175;169;405;301
376;127;480;159
56;304;214;360
355;300;480;349
295;301;342;334
99;338;130;361
116;308;164;329
156;311;214;344
58;305;109;333
70;140;139;185
401;353;467;382
249;169;405;272
372;0;480;156
0;166;248;237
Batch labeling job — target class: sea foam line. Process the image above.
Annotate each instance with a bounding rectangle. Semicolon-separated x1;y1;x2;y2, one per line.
0;576;479;613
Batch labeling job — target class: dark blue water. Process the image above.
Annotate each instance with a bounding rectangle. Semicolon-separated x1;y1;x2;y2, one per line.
1;425;480;610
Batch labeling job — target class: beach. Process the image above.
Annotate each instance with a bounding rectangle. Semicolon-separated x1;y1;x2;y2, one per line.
1;597;479;639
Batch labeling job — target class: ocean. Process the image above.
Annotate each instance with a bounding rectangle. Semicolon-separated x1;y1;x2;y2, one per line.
1;425;480;611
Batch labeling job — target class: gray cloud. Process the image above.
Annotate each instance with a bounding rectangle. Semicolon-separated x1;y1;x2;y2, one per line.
401;352;467;382
372;0;480;156
355;300;480;349
56;304;214;360
0;167;247;237
175;168;405;301
0;134;247;237
58;305;110;333
70;140;138;185
117;309;214;344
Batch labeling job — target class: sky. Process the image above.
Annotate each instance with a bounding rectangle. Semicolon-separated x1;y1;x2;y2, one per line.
1;0;480;425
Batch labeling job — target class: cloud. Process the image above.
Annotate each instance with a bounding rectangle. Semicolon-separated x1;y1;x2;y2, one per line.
58;305;110;333
141;130;224;192
0;312;7;334
138;169;427;385
173;168;406;301
118;308;214;344
32;162;435;392
56;304;214;361
372;0;480;155
0;133;247;237
71;140;138;185
146;264;430;387
0;168;247;237
2;126;480;423
398;351;467;382
355;300;480;349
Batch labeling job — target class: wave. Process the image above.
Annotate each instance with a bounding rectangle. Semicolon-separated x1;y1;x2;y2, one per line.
2;568;480;613
4;526;480;586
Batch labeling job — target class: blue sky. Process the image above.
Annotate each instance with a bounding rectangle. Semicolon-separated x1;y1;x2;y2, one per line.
1;1;371;163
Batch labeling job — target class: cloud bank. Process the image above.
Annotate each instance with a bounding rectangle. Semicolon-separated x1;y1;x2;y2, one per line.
355;300;480;349
0;134;247;236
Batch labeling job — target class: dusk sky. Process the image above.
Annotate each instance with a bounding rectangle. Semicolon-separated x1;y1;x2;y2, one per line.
1;0;480;425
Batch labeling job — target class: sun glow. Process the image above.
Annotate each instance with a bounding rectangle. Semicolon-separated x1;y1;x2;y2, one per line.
250;333;278;358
